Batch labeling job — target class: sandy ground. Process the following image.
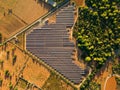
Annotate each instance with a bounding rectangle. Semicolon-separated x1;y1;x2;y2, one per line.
71;0;85;6
0;43;27;90
13;0;51;24
0;14;25;38
22;58;50;88
48;13;56;24
105;76;117;90
0;0;51;39
0;42;50;90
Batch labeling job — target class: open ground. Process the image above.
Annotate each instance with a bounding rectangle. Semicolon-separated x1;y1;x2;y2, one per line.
0;41;75;90
0;0;51;40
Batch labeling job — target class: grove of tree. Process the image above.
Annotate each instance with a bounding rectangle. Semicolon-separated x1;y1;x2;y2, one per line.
74;0;120;65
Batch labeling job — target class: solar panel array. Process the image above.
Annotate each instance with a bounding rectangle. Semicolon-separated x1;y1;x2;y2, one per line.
26;5;85;84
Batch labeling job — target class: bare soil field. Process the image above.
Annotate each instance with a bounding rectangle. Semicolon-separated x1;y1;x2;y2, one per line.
22;58;50;88
42;73;75;90
105;76;117;90
13;0;51;24
71;0;85;6
0;42;74;90
0;0;51;39
0;43;27;90
0;14;25;38
0;42;51;90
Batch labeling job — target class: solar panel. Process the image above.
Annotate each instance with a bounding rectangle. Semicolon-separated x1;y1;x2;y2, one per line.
26;5;85;84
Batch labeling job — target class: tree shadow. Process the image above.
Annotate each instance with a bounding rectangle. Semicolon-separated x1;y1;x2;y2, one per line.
36;0;52;10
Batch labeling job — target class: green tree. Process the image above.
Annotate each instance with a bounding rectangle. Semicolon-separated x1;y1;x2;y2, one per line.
5;70;10;79
6;51;10;60
85;56;91;62
0;78;3;86
75;0;120;65
12;55;17;65
9;82;13;90
0;60;4;69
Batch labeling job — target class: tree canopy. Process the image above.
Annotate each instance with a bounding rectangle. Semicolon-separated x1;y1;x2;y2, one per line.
74;0;120;64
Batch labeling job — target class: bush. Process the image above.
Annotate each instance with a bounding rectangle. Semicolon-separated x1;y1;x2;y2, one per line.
5;70;10;78
9;82;13;90
0;78;3;86
12;55;17;65
112;64;120;74
116;77;120;85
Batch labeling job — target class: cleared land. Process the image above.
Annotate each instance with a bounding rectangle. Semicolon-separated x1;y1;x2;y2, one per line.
0;0;51;39
0;42;75;90
105;76;116;90
42;73;75;90
22;58;50;88
0;42;50;90
0;0;86;89
72;0;85;6
0;43;27;90
93;62;112;90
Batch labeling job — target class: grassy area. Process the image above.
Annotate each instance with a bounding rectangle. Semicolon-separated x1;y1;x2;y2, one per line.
17;33;25;50
112;64;120;74
0;42;51;89
0;0;17;19
42;72;75;90
0;42;28;90
22;57;50;88
16;79;27;89
42;73;63;90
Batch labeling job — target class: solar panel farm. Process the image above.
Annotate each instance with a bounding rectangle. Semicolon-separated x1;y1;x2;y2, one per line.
0;0;120;90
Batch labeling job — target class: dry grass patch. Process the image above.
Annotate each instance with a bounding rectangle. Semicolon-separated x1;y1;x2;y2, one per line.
0;42;51;90
0;14;25;38
0;0;51;39
0;42;27;90
16;79;27;90
42;73;75;90
22;58;50;88
71;0;85;6
13;0;52;24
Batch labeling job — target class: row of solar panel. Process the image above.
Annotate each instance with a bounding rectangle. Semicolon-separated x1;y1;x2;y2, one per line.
26;5;85;84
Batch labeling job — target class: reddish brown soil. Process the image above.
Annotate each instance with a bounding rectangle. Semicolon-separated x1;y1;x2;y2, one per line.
105;76;117;90
94;62;113;90
72;0;85;6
